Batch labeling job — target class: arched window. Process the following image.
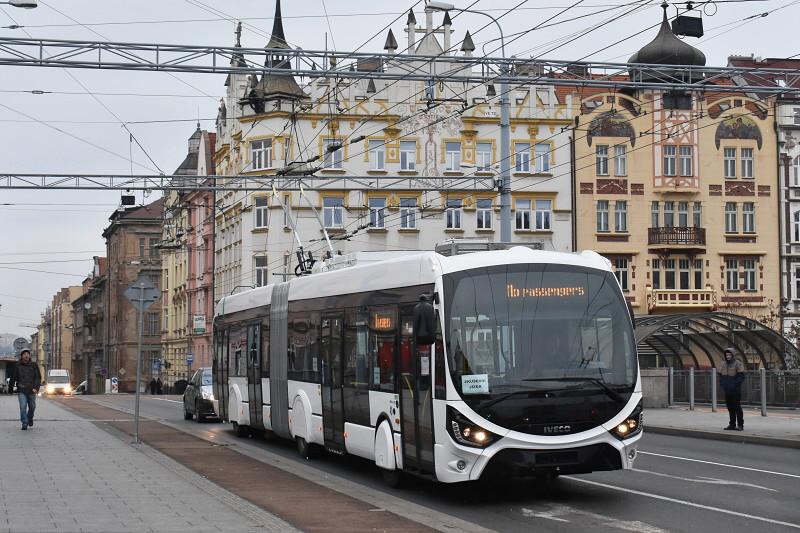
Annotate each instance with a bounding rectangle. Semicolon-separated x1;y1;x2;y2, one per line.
793;155;800;186
794;210;800;242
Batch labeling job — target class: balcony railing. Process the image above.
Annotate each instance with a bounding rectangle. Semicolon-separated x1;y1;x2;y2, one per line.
647;288;717;312
648;226;706;246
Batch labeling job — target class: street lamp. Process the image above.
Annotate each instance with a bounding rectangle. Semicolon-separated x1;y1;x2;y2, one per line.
426;2;511;242
0;1;38;8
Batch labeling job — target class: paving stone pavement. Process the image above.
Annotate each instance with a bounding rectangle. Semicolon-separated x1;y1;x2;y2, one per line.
0;395;296;533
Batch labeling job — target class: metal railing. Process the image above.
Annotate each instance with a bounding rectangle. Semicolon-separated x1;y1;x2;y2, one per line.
646;288;717;311
648;226;706;245
669;369;800;412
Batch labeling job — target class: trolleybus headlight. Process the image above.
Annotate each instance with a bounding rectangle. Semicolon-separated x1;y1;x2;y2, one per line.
446;406;500;448
610;400;643;440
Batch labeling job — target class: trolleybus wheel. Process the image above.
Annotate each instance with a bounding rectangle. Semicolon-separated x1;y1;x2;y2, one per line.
233;422;248;437
296;436;317;460
381;468;403;488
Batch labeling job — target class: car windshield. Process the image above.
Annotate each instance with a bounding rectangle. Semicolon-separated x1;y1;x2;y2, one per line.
48;375;69;383
443;263;637;400
201;371;212;386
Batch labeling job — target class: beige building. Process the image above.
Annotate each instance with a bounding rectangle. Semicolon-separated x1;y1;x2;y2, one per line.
572;13;780;368
48;286;83;382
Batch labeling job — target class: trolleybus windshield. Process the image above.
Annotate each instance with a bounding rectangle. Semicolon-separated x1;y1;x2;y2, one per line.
443;263;636;413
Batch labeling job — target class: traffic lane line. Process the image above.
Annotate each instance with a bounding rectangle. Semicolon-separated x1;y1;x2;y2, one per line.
638;451;800;480
147;397;183;404
564;477;800;531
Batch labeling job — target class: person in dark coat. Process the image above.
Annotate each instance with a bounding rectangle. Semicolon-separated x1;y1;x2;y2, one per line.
719;348;746;431
149;378;157;395
156;378;163;395
10;349;42;430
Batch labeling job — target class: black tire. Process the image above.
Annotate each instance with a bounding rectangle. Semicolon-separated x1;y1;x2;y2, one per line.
381;468;403;488
183;404;193;420
233;422;248;437
195;400;205;423
296;436;315;459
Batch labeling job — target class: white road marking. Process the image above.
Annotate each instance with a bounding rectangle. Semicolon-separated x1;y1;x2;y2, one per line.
147;398;183;404
633;468;778;492
522;504;667;532
639;451;800;480
566;477;800;530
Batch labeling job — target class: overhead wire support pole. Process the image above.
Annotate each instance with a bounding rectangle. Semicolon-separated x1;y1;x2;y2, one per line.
2;37;800;94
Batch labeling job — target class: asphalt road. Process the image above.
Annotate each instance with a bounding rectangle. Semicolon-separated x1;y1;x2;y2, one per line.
66;394;800;533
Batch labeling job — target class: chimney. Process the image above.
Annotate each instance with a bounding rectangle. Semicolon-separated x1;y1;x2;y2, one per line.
407;9;417;53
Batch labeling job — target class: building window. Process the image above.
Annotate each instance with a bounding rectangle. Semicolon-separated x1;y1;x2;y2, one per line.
664;259;676;289
679;258;690;290
149;238;160;258
535;200;551;230
515;143;531;173
145;313;160;336
400;141;416;171
323;197;344;228
743;259;757;291
614;145;627;176
255;256;268;287
369;140;385;170
679;146;693;176
476;142;492;171
651;201;659;228
663;201;674;228
741;148;754;179
794;211;800;242
663;145;677;176
534;143;550;173
794;108;800;126
282;194;291;228
694;259;703;289
793;156;800;187
251;139;273;171
596;200;609;232
614;258;629;291
254;196;269;229
678;201;689;228
693;202;702;228
400;197;417;229
596;145;609;176
476;198;492;229
795;266;800;299
369;197;386;228
445;142;461;172
725;202;737;233
139;238;146;258
652;259;661;289
726;259;739;291
724;148;737;178
515;199;531;230
323;138;343;169
615;200;627;232
446;199;462;229
742;202;755;233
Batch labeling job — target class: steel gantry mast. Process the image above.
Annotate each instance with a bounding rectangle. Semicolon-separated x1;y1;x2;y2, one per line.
1;37;800;95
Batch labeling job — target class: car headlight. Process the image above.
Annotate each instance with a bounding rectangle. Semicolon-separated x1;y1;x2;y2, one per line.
610;400;643;440
46;385;55;393
446;406;500;448
64;385;72;394
202;390;215;401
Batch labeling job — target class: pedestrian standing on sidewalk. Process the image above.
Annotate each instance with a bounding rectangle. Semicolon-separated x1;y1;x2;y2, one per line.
719;348;745;431
156;378;163;395
10;349;42;430
149;378;157;395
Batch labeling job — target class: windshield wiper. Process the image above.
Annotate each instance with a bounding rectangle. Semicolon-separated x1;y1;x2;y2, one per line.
522;377;626;404
474;387;540;414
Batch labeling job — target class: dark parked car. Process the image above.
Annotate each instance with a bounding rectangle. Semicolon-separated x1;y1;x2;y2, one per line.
183;367;216;422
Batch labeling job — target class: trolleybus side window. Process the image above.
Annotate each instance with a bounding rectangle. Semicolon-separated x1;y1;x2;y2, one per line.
248;324;260;370
343;308;370;426
288;312;321;383
230;327;246;377
369;306;396;392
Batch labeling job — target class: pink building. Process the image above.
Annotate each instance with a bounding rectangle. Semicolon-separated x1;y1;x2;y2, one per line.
185;130;216;371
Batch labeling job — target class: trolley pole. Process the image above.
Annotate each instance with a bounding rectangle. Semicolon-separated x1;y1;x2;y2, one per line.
711;367;717;412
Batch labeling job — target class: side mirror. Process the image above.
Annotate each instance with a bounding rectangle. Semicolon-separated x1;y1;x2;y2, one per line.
626;300;635;329
413;297;437;346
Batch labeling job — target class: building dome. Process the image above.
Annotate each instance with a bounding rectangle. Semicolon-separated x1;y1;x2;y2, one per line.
628;6;705;67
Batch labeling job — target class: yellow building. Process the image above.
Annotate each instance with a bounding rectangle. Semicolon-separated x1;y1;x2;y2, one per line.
572;13;780;368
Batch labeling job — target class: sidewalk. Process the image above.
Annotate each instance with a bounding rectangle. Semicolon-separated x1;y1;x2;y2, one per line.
0;395;294;533
645;405;800;448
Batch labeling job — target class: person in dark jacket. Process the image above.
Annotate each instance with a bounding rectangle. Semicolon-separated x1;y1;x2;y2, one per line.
149;378;157;394
719;348;745;431
11;349;42;430
156;378;163;395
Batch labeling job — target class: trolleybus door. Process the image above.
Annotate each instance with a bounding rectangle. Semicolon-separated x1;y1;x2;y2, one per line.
399;308;435;473
213;330;229;421
246;324;264;429
321;315;346;452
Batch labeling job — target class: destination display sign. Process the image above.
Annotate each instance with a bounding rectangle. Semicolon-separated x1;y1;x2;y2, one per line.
506;284;586;299
371;312;394;331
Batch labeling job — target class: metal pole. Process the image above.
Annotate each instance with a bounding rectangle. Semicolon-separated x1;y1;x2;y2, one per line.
499;68;511;243
134;283;144;444
668;367;673;406
760;367;767;417
711;367;717;412
689;366;695;411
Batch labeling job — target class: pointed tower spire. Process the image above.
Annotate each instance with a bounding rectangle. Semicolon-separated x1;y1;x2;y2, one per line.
407;9;417;25
461;30;475;56
443;11;452;26
266;0;289;50
443;12;452;52
384;28;398;53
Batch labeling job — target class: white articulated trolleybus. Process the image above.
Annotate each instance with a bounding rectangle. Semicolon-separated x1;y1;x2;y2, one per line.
212;246;642;484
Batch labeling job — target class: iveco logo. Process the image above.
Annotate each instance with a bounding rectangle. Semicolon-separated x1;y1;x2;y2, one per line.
543;425;571;434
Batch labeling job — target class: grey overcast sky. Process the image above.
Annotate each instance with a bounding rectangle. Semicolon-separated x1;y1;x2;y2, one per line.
0;0;796;337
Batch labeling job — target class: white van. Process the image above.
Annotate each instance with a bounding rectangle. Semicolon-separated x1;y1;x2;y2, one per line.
46;369;71;395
